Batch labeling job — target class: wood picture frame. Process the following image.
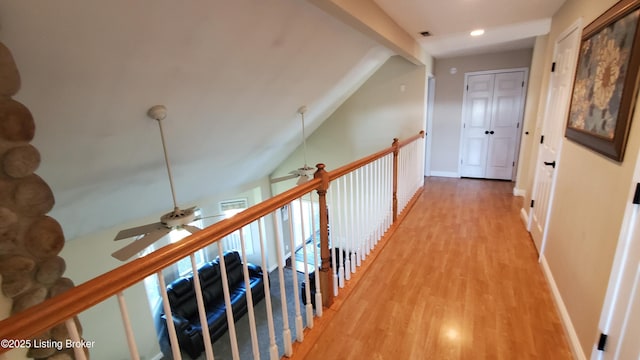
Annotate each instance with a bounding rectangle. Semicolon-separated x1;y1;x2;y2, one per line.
565;0;640;161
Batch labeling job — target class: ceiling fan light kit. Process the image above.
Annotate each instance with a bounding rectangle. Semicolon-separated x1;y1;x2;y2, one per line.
111;105;206;261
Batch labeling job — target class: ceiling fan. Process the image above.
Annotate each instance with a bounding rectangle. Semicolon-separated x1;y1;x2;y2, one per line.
112;105;221;261
271;106;316;185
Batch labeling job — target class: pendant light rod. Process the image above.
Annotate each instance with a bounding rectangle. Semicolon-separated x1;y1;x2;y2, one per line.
148;105;179;211
298;105;308;167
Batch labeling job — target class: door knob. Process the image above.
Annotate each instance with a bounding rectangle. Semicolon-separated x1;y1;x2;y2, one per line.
544;161;556;168
485;130;489;134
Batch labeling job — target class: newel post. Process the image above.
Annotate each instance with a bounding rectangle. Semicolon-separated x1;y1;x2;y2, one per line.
314;163;334;307
392;138;400;222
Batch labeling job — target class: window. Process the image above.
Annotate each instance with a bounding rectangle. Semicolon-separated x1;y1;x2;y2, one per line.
169;228;207;277
291;199;319;249
141;210;207;312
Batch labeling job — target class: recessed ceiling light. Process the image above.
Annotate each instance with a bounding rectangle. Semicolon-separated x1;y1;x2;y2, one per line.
470;29;485;36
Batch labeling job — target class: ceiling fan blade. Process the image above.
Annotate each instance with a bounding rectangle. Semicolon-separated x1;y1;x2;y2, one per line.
114;222;165;241
195;214;226;221
111;227;172;261
182;225;201;234
270;174;299;184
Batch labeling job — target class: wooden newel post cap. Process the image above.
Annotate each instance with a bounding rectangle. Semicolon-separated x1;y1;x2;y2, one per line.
314;163;327;177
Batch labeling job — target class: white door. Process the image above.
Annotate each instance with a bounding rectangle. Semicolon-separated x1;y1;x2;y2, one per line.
530;24;582;252
461;74;494;178
460;71;525;180
486;72;526;179
605;234;640;359
595;188;640;360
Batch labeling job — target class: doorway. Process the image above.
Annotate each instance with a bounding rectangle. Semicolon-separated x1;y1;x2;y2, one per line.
530;21;582;254
459;69;528;180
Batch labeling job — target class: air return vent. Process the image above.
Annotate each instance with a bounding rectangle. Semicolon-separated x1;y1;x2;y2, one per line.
219;198;248;213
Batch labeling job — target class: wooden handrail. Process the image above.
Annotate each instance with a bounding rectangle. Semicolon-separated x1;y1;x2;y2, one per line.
0;130;425;346
0;178;320;342
399;130;425;148
328;131;424;181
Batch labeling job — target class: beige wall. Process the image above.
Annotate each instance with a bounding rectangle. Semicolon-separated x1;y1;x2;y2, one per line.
271;55;427;194
430;49;534;176
519;0;634;356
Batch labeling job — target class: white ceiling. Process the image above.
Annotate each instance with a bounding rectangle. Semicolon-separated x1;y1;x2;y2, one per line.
373;0;567;57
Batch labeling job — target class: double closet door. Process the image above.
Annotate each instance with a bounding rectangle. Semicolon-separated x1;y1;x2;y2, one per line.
460;70;526;180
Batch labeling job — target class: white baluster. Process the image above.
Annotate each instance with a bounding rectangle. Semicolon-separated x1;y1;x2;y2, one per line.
189;254;214;360
257;217;279;360
327;185;339;296
287;204;304;342
347;172;355;276
272;210;292;356
336;177;346;288
362;164;372;260
239;227;260;359
216;242;240;360
64;317;87;360
158;270;182;360
355;168;362;267
297;198;314;329
116;292;140;360
309;192;323;317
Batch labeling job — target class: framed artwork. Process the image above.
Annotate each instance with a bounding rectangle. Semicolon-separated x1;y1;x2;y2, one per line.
566;0;640;161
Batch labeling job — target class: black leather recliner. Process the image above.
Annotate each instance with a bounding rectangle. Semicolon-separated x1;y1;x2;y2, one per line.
158;251;266;359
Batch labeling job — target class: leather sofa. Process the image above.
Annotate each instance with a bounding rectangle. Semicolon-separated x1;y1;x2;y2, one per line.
158;251;266;359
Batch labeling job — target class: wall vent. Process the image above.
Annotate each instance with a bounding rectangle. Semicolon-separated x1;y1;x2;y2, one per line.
219;198;248;213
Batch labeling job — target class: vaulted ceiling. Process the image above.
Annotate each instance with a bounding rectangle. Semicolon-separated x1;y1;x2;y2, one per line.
0;0;567;240
0;1;390;239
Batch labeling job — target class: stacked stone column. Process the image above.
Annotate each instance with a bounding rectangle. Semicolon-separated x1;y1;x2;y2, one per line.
0;42;87;359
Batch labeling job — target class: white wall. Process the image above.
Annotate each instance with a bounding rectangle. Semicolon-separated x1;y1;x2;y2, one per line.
271;55;427;194
430;49;534;176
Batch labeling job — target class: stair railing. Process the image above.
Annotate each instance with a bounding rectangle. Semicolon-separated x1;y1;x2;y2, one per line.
0;131;425;360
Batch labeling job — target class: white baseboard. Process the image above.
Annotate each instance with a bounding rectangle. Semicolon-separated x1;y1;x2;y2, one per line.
513;188;526;197
520;208;529;229
539;255;586;360
429;171;459;178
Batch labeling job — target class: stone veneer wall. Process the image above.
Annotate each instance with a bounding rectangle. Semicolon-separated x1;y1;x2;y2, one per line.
0;42;87;360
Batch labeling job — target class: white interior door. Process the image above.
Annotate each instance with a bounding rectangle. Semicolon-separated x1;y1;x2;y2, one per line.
460;74;494;178
486;71;526;179
530;24;581;253
595;188;640;360
460;71;525;180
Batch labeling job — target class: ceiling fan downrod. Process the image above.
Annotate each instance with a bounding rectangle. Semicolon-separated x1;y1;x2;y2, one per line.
147;105;180;213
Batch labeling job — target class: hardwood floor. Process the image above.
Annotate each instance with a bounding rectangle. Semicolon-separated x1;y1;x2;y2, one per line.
301;177;573;360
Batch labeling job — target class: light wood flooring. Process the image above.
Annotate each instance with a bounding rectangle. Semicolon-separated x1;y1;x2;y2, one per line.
300;177;573;360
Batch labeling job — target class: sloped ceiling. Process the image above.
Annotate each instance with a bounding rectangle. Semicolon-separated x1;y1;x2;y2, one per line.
0;0;390;239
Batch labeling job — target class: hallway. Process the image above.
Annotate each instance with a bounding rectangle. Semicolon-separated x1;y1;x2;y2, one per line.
303;177;573;359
